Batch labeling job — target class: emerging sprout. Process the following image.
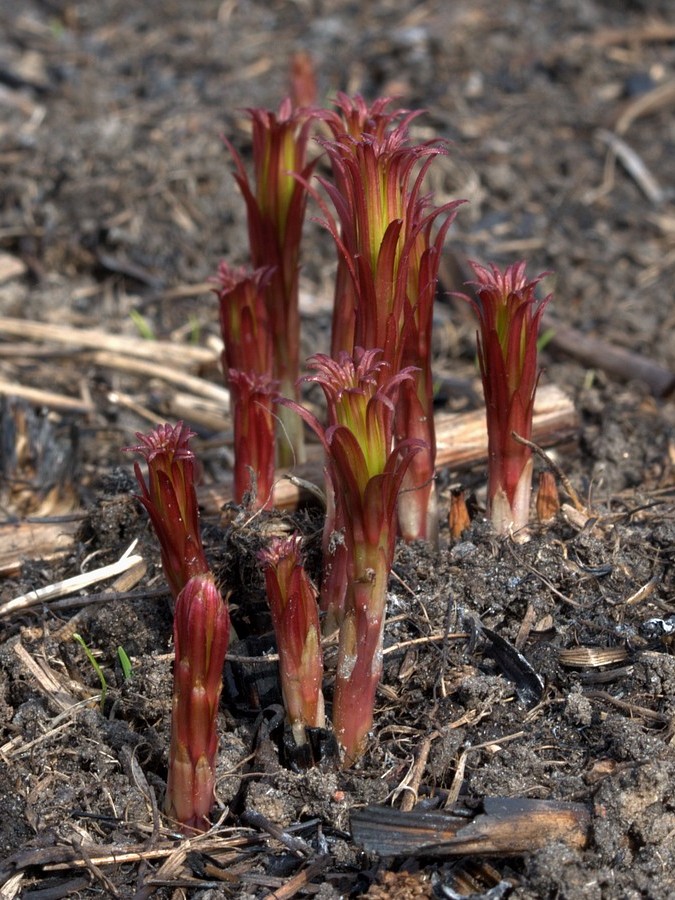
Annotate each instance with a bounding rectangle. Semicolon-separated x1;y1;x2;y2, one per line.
225;99;318;466
259;534;325;748
126;426;230;832
316;96;464;542
215;264;278;509
166;573;230;832
283;348;424;765
126;422;209;601
459;261;552;534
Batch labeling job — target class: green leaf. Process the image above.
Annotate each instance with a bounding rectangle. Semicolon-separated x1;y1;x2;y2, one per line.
129;309;155;340
73;633;107;711
117;646;133;680
537;327;556;352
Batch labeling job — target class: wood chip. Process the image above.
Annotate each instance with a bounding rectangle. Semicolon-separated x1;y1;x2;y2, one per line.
558;647;629;668
351;797;590;857
0;516;83;577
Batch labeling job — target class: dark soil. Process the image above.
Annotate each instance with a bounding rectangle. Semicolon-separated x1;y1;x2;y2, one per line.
1;1;675;897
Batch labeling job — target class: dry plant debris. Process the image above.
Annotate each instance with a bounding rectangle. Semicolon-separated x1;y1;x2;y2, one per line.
1;0;674;897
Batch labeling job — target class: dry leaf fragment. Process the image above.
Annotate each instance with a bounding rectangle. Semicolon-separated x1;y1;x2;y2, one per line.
351;797;590;857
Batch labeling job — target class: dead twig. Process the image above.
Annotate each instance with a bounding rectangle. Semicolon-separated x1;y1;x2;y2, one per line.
240;810;312;858
382;632;467;657
87;350;230;406
586;690;669;725
541;314;675;397
511;431;586;513
0;378;94;413
72;836;121;898
394;731;441;812
558;22;675;55
261;856;331;900
0;696;99;759
615;79;675;136
595;129;664;205
0;316;216;367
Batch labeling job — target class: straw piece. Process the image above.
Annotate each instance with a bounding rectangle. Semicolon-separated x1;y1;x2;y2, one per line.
0;378;94;413
0;316;217;366
88;350;230;405
0;541;143;618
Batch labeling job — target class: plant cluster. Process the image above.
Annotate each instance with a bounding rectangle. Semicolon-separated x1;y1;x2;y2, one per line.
126;87;552;831
126;424;230;833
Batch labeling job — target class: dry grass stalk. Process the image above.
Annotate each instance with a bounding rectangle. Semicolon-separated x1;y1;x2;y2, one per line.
0;316;217;367
13;642;79;713
0;379;94;413
0;541;143;618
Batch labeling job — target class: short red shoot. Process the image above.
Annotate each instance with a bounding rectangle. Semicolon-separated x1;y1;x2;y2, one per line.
225;99;318;465
460;261;552;534
215;263;278;508
227;369;278;510
315;99;464;541
126;422;209;601
165;573;230;833
215;262;273;377
259;535;325;747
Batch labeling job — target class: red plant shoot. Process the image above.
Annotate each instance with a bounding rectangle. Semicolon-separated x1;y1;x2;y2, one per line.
259;535;325;747
227;369;277;509
126;422;209;601
126;426;230;832
289;51;318;109
460;260;552;533
215;262;273;377
215;263;278;508
282;348;424;765
225;99;317;466
315;98;464;542
165;572;230;832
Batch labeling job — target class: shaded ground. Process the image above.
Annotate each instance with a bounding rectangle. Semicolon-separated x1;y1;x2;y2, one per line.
1;1;675;897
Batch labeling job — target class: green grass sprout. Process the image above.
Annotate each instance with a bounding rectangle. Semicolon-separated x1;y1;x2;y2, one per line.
117;646;133;680
73;633;107;710
129;309;156;340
